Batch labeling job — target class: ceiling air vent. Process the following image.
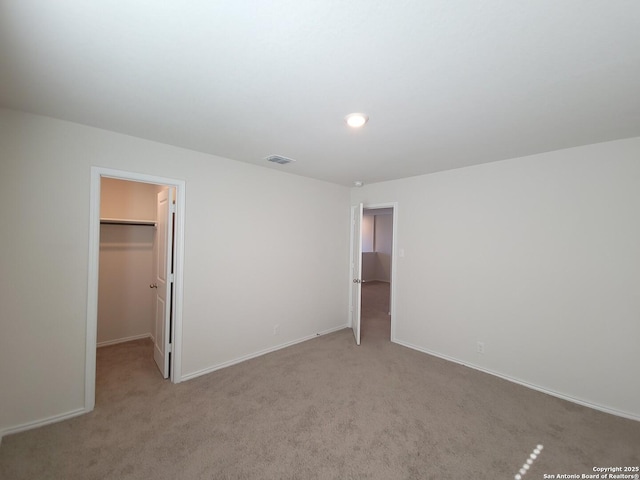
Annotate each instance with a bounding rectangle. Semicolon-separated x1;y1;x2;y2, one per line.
265;154;296;165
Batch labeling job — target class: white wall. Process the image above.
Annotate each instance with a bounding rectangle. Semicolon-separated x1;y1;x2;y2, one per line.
361;214;376;281
361;215;374;253
361;211;393;282
0;109;350;435
361;252;377;282
100;177;158;221
373;214;392;282
97;179;158;346
352;137;640;420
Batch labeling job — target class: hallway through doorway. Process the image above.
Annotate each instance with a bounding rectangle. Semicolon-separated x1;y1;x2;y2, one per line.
360;281;390;343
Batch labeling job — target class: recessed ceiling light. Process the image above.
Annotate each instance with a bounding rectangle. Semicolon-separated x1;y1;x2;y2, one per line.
353;180;364;187
345;113;369;128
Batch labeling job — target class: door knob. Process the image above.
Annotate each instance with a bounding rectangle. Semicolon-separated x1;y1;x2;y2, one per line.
150;283;158;288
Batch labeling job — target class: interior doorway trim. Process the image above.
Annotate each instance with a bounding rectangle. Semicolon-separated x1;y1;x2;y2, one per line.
85;167;186;412
362;202;398;342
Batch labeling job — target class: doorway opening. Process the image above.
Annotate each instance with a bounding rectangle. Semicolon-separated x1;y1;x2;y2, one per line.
85;167;186;413
349;202;397;345
361;207;394;342
97;178;174;374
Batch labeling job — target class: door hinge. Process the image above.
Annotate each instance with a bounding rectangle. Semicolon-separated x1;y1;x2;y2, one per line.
170;273;174;283
167;343;172;353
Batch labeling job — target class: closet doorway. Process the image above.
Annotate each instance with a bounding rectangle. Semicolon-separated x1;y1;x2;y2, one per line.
98;178;173;375
85;167;185;413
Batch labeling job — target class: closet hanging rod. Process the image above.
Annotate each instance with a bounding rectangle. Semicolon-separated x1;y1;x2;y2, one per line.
100;218;156;226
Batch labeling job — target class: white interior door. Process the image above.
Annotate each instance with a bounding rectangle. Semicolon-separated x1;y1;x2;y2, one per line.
153;187;174;378
350;203;363;345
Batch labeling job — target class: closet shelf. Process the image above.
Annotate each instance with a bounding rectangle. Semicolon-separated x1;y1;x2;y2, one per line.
100;218;156;226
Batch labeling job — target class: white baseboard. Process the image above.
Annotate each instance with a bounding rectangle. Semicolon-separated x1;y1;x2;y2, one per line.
1;327;347;442
0;407;87;444
393;339;640;423
182;324;348;382
97;333;151;348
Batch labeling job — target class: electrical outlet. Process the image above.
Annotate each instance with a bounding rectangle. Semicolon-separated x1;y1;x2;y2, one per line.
477;341;485;354
273;324;279;335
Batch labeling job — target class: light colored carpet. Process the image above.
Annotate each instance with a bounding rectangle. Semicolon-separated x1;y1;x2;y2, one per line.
1;281;638;479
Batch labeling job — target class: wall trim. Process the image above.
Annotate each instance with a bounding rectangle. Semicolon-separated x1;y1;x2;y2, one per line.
394;339;640;423
97;333;152;348
0;407;87;443
181;324;348;382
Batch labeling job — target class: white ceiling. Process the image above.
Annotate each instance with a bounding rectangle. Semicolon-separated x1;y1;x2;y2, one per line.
1;1;639;186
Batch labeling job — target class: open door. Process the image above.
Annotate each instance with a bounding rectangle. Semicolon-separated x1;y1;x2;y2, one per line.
350;203;363;345
153;187;175;378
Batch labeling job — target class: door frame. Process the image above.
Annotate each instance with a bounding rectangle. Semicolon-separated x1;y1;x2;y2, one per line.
349;203;363;345
85;167;186;412
353;202;398;342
